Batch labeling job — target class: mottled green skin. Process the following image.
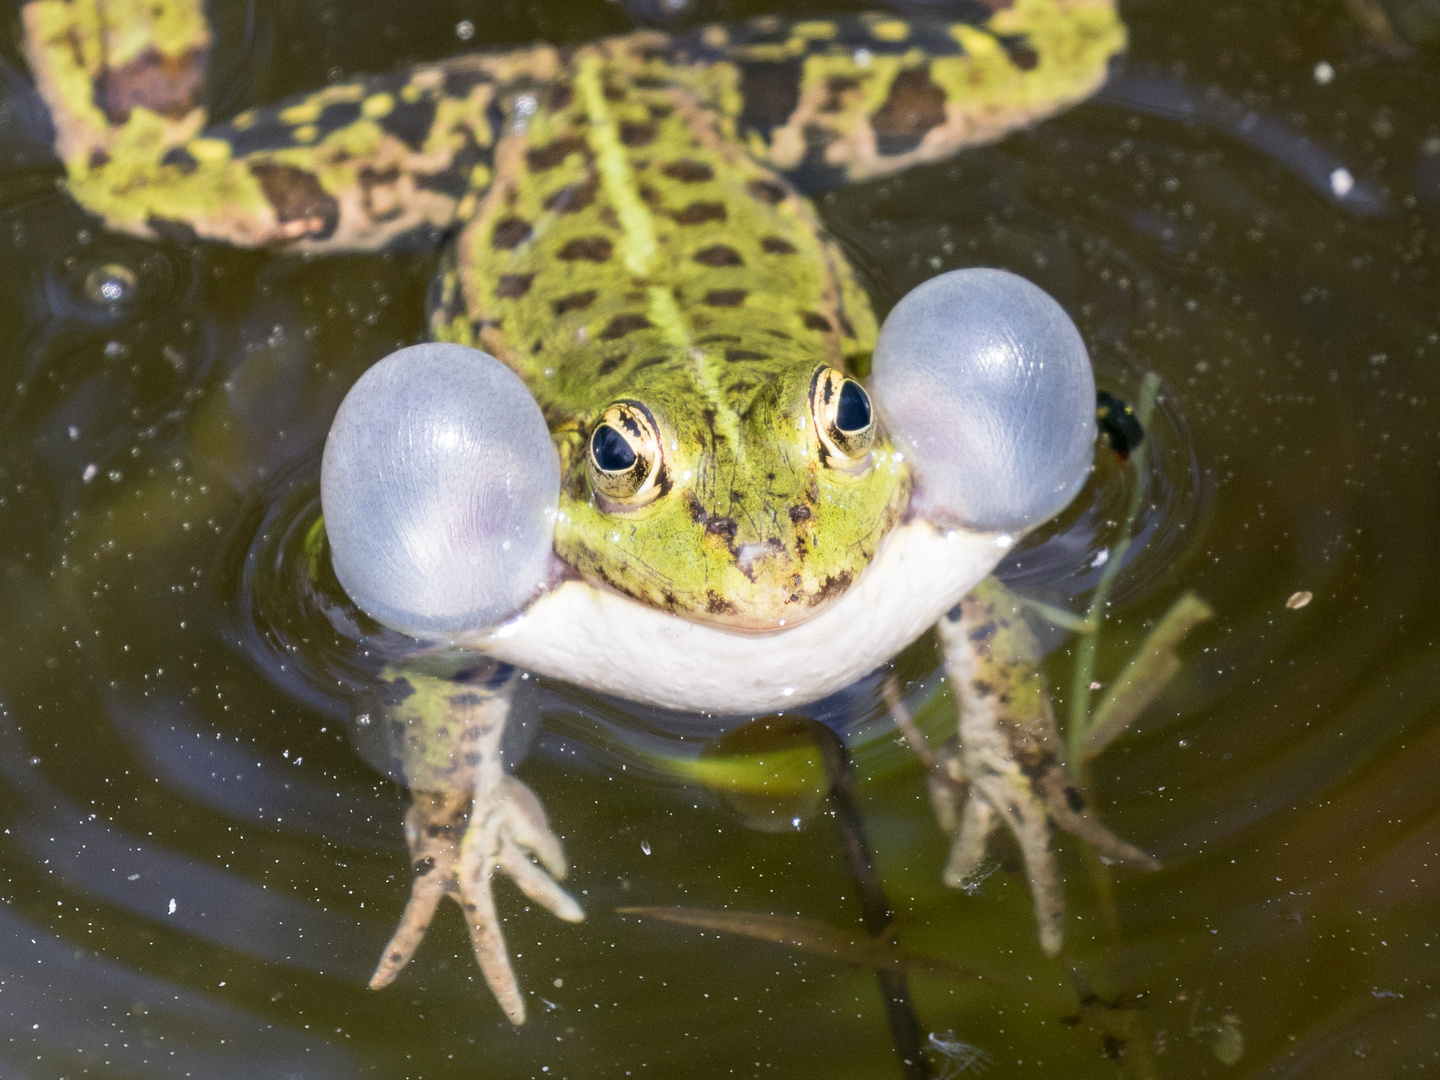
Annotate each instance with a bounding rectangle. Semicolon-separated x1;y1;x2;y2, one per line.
24;0;1124;628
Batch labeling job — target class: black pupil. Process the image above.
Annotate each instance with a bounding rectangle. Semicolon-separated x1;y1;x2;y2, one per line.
835;380;871;432
592;424;638;472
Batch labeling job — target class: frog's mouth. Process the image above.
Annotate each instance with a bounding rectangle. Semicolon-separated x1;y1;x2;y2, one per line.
477;520;1013;714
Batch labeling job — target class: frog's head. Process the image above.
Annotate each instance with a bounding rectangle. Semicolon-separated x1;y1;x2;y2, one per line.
322;270;1096;641
550;359;911;630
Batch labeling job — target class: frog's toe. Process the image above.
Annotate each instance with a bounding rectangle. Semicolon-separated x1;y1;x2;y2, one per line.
1035;771;1160;870
453;778;584;1024
976;777;1067;957
370;790;470;990
940;792;996;889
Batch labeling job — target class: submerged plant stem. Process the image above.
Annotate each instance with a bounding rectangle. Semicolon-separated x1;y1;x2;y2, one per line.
1067;372;1162;775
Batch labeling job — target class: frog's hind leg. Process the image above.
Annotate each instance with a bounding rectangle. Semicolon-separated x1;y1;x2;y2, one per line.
931;577;1156;956
20;0;212;170
667;0;1126;189
21;0;551;252
366;660;583;1025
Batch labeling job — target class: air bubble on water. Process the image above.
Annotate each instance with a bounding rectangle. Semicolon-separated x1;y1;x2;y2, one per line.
640;839;651;855
1313;61;1334;85
1330;168;1354;198
83;263;137;305
456;19;474;40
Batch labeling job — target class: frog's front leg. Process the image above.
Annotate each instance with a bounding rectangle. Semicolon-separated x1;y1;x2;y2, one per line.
364;658;582;1025
932;578;1156;956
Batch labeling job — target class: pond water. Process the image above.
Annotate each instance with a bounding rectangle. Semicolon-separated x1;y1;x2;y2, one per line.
0;0;1437;1077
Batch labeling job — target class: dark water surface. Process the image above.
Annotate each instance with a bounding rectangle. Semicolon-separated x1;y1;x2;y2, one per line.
0;1;1437;1077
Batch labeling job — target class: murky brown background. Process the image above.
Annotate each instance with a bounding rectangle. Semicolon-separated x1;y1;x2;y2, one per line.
0;0;1437;1076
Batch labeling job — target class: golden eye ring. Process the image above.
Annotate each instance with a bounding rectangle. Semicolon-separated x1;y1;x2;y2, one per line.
810;366;876;464
587;401;663;504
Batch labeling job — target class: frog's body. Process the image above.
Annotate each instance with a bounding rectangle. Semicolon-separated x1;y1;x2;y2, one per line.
21;0;1152;1026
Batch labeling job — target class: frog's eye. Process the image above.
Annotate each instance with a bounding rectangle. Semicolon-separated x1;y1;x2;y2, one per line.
811;367;876;463
588;402;662;504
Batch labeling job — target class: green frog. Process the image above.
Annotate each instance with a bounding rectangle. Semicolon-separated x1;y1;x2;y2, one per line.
21;0;1154;1024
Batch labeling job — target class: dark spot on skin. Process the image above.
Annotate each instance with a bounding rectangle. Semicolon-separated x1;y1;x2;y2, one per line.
602;77;625;103
147;216;199;245
662;159;714;182
380;96;439;152
747;179;788;205
448;692;484;707
838;314;856;337
381;677;416;705
637;183;660;204
425;824;446;838
491;217;532;249
695;333;741;343
672;201;727;225
737;58;802;139
416;138;488;198
359;165;403;222
946;603;963;623
620;120;657;147
543;177;599;213
553;290;597;314
464;751;481;767
871;64;947;155
725;349;765;361
761;236;797;254
822;74;861;112
461;725;484;741
969;621;998;644
443;67;491;98
971;678;994;697
705;516;739;540
496;273;534;298
161;146;198;173
600;313;652;339
251;163;340;240
549;81;573;110
412;856;436;876
1065;786;1086;812
801;311;832;331
811;571;852;604
788;504;811;523
559;236;613;261
390;951;404;962
314;100;362;137
704;289;747;307
632;75;666;89
647;102;673;119
97;46;206;124
527;135;587;171
694;244;743;267
765;329;792;340
89;147;111;169
597;354;625;375
707;591;740;616
996;33;1039;70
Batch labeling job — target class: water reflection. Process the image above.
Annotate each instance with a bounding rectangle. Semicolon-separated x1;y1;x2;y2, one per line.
0;0;1437;1076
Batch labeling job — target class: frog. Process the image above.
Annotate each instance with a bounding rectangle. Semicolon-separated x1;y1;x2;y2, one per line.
19;0;1155;1025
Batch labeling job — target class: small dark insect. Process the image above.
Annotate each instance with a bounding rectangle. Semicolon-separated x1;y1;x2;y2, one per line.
1096;389;1145;460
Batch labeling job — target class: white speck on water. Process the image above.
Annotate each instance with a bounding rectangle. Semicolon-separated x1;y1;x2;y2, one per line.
455;19;474;40
1330;167;1354;198
791;816;802;829
127;873;139;881
67;425;79;441
81;463;97;483
1286;590;1313;610
1313;60;1334;84
995;533;1013;549
640;839;651;855
168;898;177;915
1090;547;1110;568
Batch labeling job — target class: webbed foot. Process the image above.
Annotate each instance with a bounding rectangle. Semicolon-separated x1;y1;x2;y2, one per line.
371;778;583;1024
930;579;1157;956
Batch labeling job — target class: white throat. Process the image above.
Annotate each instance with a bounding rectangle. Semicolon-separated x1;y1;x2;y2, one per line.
468;520;1009;715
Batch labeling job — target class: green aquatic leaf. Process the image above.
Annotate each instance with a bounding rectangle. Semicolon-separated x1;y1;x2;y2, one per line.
1084;591;1214;758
